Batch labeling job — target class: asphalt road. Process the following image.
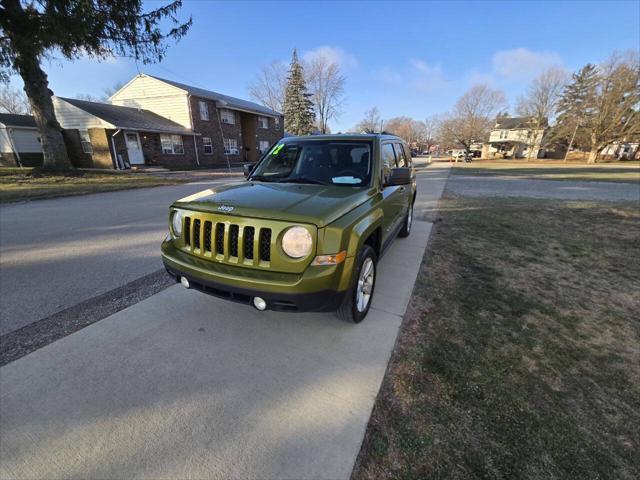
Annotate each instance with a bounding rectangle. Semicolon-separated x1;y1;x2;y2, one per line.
0;178;241;335
0;165;451;479
448;174;640;201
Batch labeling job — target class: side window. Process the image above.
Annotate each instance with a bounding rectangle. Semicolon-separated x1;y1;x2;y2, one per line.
381;143;396;184
394;143;406;168
382;143;396;169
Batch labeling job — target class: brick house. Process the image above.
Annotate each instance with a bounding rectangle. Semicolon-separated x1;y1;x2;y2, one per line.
109;74;284;167
53;96;200;169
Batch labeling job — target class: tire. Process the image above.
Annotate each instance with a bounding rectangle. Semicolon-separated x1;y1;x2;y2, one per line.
336;245;377;323
398;199;414;238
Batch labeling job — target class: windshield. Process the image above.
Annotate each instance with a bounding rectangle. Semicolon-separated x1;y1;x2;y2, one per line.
249;140;373;186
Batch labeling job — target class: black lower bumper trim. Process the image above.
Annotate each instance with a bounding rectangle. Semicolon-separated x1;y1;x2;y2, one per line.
164;263;345;313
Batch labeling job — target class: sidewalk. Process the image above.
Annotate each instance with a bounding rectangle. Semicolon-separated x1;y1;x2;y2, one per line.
0;166;451;479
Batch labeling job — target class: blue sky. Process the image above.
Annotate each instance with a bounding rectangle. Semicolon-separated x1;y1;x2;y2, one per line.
11;0;640;132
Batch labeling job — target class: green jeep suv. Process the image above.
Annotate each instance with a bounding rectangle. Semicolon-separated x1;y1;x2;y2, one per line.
162;134;417;323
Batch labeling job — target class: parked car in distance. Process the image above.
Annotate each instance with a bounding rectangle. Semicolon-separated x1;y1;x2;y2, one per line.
161;134;417;323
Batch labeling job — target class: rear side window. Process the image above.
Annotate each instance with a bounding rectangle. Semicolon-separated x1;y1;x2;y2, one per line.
394;143;407;167
402;143;412;167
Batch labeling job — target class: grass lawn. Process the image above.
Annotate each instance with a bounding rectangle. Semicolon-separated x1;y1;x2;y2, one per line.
0;167;187;203
353;195;640;479
452;161;640;184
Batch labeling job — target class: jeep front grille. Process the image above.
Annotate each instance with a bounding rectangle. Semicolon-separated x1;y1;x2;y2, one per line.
259;228;271;262
182;214;273;265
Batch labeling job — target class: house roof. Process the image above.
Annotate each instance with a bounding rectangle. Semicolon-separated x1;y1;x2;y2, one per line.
0;113;37;128
495;116;548;129
145;74;282;117
58;97;196;135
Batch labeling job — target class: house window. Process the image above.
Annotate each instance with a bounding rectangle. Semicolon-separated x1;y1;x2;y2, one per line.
275;116;280;129
160;134;184;155
224;138;238;155
259;140;270;154
220;109;235;125
202;136;213;154
79;130;92;154
258;116;269;129
199;100;209;121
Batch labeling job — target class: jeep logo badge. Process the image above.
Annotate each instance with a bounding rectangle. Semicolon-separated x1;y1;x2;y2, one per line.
217;205;234;213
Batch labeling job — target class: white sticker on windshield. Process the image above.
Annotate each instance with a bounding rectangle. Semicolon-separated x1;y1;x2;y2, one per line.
332;176;361;184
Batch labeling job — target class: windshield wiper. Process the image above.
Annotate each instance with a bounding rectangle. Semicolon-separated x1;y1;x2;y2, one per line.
284;176;329;185
250;174;285;182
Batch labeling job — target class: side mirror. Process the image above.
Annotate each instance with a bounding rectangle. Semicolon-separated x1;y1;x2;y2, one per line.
385;167;412;186
243;163;255;178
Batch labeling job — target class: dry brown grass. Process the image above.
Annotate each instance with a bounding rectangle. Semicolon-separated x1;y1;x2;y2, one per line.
0;167;185;202
353;195;640;480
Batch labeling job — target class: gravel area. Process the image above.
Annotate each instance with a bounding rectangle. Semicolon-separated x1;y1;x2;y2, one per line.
449;175;640;201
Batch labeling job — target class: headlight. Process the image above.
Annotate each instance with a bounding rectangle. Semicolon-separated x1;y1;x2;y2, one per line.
171;210;183;237
281;226;312;258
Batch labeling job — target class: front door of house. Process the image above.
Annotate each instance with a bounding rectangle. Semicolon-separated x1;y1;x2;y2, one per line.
125;132;144;165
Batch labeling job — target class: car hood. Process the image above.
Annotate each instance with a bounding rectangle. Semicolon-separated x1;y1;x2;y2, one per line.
173;181;372;227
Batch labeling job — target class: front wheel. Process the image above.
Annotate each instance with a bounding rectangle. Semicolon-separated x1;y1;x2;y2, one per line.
336;245;377;323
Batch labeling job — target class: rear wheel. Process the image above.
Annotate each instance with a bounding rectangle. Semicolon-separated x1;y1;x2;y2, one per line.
336;245;377;323
398;200;413;238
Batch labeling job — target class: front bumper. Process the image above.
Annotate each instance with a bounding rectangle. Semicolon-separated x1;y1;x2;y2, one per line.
161;240;351;312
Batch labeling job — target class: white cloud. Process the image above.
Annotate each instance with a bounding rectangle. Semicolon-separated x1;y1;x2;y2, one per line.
492;48;562;80
371;66;402;85
302;46;358;69
410;59;447;92
372;60;447;92
465;69;497;87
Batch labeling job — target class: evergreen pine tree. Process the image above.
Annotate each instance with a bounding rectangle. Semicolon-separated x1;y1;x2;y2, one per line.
283;49;316;135
555;64;598;150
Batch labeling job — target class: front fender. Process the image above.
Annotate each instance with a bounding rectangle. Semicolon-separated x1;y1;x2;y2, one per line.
317;200;384;258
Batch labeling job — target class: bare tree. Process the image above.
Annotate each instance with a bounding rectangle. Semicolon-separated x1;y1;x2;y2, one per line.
421;115;440;153
516;67;569;159
73;81;127;104
102;81;125;101
248;61;288;113
383;116;425;147
305;54;346;134
517;68;568;122
74;93;100;102
584;52;639;163
0;84;31;114
354;107;383;133
438;84;507;156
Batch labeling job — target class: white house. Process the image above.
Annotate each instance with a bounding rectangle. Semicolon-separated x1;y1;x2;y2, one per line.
483;116;548;159
0;114;43;167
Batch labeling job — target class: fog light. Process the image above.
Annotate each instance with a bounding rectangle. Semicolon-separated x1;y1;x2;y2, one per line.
180;276;190;288
252;297;267;311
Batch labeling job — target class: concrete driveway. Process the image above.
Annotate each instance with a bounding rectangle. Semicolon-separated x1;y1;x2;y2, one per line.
0;177;241;335
0;166;451;479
